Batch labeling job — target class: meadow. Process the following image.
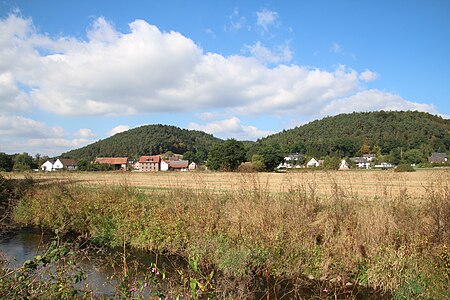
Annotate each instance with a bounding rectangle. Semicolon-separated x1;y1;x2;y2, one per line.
2;169;449;299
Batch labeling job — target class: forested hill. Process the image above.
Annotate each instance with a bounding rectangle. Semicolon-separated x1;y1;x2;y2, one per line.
258;111;450;158
62;124;222;160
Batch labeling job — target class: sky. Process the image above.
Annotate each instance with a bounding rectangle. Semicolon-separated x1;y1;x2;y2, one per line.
0;1;449;156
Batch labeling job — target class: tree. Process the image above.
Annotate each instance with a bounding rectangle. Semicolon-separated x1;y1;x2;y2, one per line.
77;158;90;171
251;154;265;171
207;139;246;171
403;149;425;165
323;156;341;170
182;151;197;163
255;144;284;171
0;153;13;172
13;153;36;171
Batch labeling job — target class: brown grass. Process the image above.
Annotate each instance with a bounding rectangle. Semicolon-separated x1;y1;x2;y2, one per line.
8;169;449;198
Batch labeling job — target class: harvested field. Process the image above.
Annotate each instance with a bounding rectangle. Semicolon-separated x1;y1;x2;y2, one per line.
6;169;449;198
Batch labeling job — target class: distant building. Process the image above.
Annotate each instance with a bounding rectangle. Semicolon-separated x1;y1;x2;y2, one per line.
428;153;448;163
350;157;370;169
95;157;128;170
41;158;77;171
307;158;320;167
374;162;393;169
338;159;349;170
169;160;189;171
188;162;197;170
160;160;169;171
139;155;161;172
363;153;376;162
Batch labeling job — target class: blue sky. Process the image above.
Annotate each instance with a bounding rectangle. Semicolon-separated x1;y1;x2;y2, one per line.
0;1;449;156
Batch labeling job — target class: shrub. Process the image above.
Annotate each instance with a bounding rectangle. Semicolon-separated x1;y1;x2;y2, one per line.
394;164;416;172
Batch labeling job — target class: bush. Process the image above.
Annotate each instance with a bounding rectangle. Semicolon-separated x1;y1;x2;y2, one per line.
394;164;416;172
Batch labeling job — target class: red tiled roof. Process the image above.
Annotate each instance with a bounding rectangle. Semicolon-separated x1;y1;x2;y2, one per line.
169;160;189;168
139;155;161;163
95;157;128;165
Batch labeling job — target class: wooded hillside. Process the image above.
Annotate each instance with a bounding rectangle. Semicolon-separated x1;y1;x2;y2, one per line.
62;124;222;160
258;111;450;158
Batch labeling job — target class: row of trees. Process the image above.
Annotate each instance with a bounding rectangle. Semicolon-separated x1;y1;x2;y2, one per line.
0;152;49;172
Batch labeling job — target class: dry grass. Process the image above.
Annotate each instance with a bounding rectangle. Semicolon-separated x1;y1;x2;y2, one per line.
11;168;450;298
8;169;449;197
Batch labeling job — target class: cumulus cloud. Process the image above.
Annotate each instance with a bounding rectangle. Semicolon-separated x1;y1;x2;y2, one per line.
0;14;437;121
319;89;438;116
74;128;96;138
0;114;94;156
107;125;130;136
246;41;292;64
188;117;273;140
359;69;379;82
256;9;278;32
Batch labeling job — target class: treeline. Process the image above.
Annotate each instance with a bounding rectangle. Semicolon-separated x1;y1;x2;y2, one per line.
0;152;48;172
62;124;222;161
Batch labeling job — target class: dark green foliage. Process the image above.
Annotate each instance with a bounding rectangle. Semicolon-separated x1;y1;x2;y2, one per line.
207;139;246;171
259;111;450;158
12;152;37;171
62;124;222;160
253;143;284;171
0;152;13;172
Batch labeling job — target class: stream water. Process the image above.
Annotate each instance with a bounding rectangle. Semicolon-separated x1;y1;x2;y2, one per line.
0;227;170;297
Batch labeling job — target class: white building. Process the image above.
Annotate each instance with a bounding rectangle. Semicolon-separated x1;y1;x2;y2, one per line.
188;162;197;170
307;158;320;167
41;160;54;171
160;160;169;171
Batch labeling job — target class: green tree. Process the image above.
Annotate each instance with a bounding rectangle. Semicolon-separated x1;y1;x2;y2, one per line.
403;149;425;165
13;153;36;171
76;158;90;171
182;151;197;163
323;156;341;170
255;144;284;171
207;139;246;171
251;154;265;171
0;153;13;172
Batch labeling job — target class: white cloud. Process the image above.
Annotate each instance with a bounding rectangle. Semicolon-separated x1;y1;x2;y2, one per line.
359;69;379;82
246;41;292;64
107;125;130;136
0;14;438;121
74;128;96;138
256;9;278;32
0;114;94;156
319;89;438;116
188;117;273;140
0;114;64;138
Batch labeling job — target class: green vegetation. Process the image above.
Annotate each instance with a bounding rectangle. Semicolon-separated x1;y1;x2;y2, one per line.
258;111;450;162
61;124;222;160
207;139;247;171
11;174;450;299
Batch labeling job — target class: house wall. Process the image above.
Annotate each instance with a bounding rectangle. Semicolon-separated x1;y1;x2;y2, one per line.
53;159;64;170
41;161;53;171
160;161;169;171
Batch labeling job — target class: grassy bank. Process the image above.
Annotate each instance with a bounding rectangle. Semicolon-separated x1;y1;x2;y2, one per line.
10;172;450;298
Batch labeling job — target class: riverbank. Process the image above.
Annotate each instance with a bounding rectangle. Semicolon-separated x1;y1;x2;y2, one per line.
2;171;448;299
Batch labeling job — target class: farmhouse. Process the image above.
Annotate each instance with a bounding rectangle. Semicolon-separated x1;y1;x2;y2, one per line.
95;157;128;170
53;158;77;171
338;159;349;170
41;160;55;171
160;160;169;171
428;153;448;163
350;157;370;169
306;158;320;167
41;159;77;171
188;162;197;170
169;160;189;171
138;155;161;172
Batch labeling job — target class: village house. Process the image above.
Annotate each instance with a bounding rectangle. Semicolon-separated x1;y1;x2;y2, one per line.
306;158;320;167
338;159;349;170
41;158;77;171
95;157;129;170
350;157;371;169
160;160;169;171
428;152;448;163
363;153;376;162
188;162;197;170
374;162;393;169
41;160;55;171
169;160;189;171
278;153;304;169
138;155;161;172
